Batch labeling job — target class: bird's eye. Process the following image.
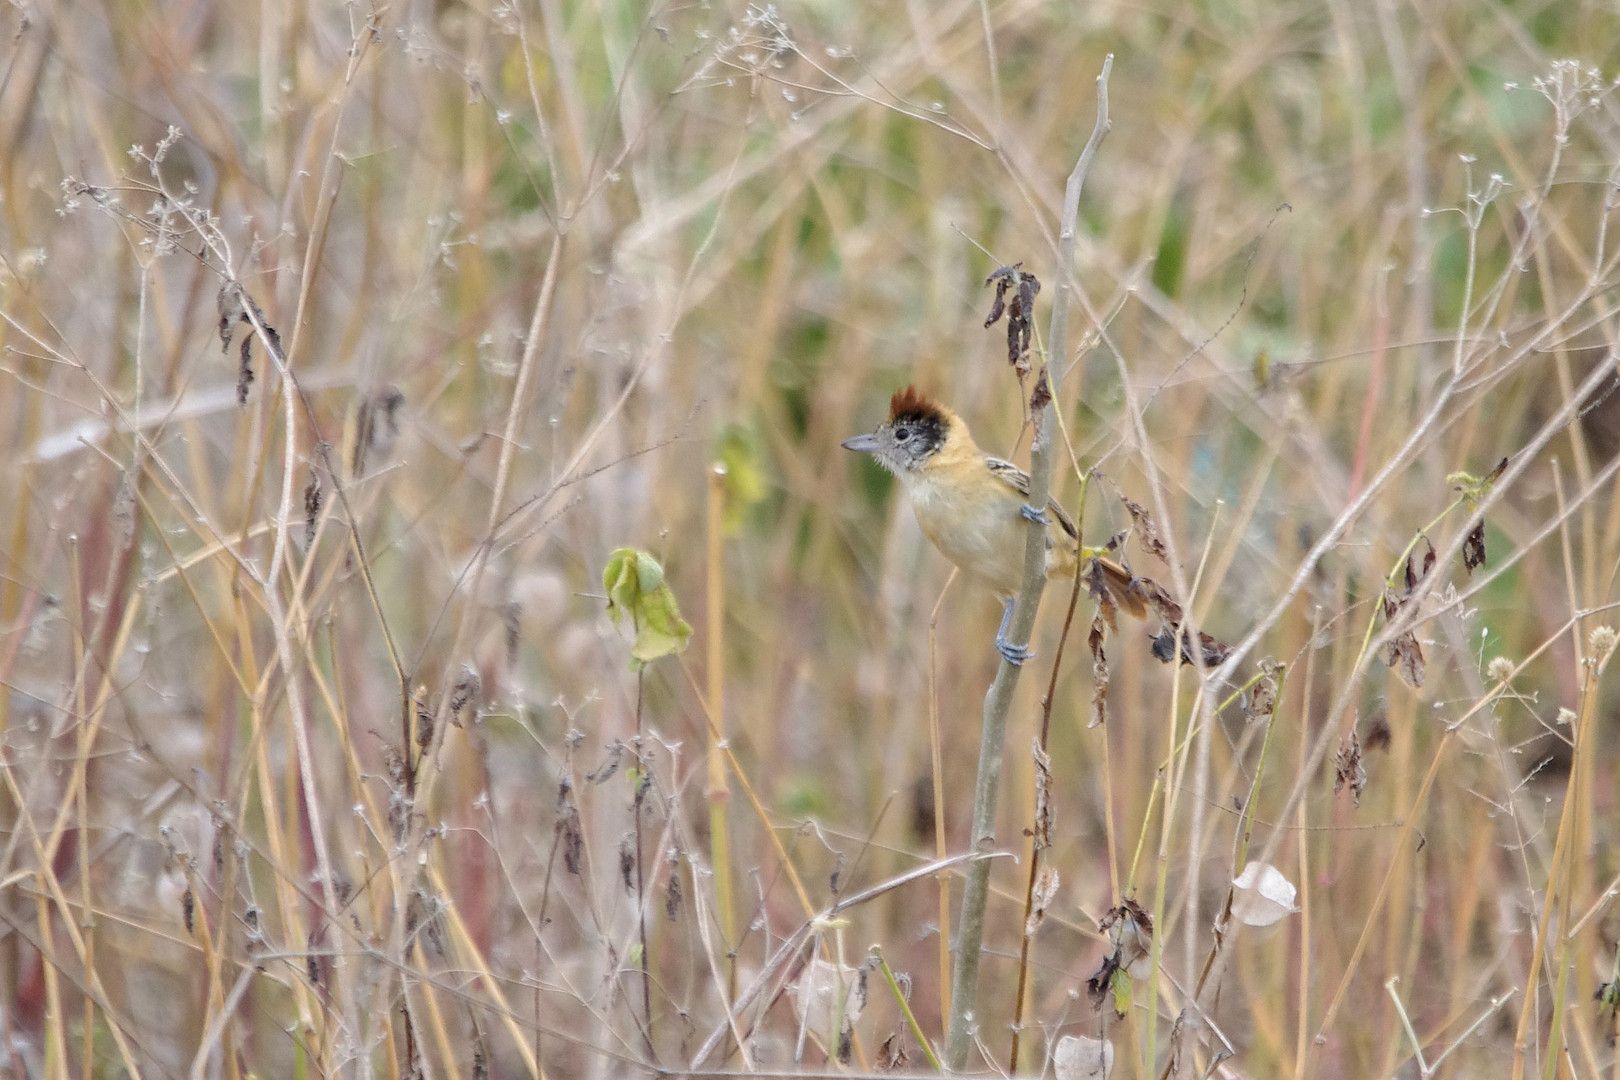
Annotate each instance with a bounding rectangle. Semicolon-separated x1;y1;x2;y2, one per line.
895;427;911;442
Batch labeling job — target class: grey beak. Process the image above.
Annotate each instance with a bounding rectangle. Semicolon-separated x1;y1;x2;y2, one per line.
841;432;881;453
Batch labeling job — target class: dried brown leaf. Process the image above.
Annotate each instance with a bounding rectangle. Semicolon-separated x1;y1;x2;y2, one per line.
1245;672;1278;722
1150;627;1232;668
665;849;683;921
619;834;636;893
1026;865;1060;938
983;263;1041;376
414;688;434;751
1085;951;1123;1014
217;284;244;352
877;1034;909;1072
1032;738;1054;849
1086;560;1118;631
1334;731;1367;806
1134;575;1184;625
1088;900;1154;1016
303;469;323;545
1121;496;1167;560
558;779;584;875
1089;614;1109;729
1388;631;1425;688
237;333;254;406
1463;520;1486;575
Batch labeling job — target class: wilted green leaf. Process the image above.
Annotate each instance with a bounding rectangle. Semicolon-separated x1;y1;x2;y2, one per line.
602;547;693;669
1111;967;1132;1018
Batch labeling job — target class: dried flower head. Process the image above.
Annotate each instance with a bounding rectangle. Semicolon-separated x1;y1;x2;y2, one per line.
1588;625;1617;666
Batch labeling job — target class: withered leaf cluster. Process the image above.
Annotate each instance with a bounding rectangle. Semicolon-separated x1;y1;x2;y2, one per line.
1244;664;1279;723
217;283;282;407
1383;538;1435;689
1086;899;1153;1017
1081;503;1234;728
984;263;1041;378
1088;614;1109;729
1463;520;1487;575
1148;626;1233;668
665;847;683;921
1120;496;1168;561
877;1034;909;1072
1026;865;1060;940
1334;730;1367;807
302;468;323;545
557;777;584;875
1031;739;1055;851
1454;456;1506;575
619;834;636;893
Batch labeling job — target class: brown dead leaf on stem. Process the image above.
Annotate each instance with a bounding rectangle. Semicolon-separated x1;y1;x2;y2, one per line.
1088;614;1109;729
1149;626;1233;668
1120;495;1168;561
1086;560;1119;632
1087;899;1153;1017
557;778;584;875
1453;456;1506;576
1032;738;1054;850
1334;731;1367;806
984;263;1041;378
1244;663;1279;722
1463;521;1487;575
1382;538;1434;689
217;283;282;407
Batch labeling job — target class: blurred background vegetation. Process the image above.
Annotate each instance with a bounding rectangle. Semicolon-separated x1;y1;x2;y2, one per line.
3;0;1620;1077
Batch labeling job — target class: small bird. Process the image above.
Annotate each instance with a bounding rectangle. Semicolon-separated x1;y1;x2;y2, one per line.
843;386;1145;665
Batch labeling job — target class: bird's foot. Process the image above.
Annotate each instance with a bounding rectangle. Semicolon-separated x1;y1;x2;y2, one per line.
996;634;1033;667
1020;503;1049;525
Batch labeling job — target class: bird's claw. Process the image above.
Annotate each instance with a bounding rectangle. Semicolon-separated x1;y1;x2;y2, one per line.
996;636;1033;666
1020;503;1050;525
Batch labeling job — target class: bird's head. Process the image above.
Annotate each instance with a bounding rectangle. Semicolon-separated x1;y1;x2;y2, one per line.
841;385;951;475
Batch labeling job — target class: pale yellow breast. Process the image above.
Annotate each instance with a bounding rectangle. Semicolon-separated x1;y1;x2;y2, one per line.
905;466;1069;598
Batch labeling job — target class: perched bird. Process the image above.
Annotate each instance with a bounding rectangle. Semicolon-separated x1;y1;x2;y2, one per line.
843;386;1146;665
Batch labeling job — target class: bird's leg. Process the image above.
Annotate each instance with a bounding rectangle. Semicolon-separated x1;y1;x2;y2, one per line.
995;596;1032;666
1020;503;1049;525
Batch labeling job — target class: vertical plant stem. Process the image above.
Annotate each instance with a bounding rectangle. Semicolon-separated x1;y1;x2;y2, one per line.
633;668;655;1061
943;54;1111;1072
706;465;737;1003
1007;568;1087;1074
928;571;958;1036
873;946;944;1071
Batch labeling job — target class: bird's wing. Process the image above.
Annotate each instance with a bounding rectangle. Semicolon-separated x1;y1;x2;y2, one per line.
983;455;1079;540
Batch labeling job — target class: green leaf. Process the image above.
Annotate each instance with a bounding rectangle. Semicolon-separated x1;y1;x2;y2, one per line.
602;547;693;669
1111;967;1133;1016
